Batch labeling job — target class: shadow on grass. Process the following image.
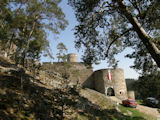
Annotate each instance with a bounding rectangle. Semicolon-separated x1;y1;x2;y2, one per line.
0;71;145;120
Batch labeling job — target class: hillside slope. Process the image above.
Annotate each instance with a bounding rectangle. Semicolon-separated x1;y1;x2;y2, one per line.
0;57;156;120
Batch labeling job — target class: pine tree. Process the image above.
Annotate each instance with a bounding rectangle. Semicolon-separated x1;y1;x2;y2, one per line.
56;42;68;62
0;0;68;66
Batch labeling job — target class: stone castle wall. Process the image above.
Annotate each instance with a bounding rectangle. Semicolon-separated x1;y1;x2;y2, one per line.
41;54;128;100
41;62;94;88
93;70;105;94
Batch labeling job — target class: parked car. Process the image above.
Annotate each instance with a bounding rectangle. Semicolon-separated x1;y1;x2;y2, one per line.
144;97;159;108
122;99;137;108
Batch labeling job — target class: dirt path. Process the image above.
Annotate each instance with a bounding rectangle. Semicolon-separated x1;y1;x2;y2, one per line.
136;105;160;120
109;96;160;119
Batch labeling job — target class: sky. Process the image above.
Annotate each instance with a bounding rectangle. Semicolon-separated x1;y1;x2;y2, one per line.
41;0;139;79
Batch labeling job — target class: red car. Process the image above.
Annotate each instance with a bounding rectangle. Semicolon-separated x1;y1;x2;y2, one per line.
122;99;137;108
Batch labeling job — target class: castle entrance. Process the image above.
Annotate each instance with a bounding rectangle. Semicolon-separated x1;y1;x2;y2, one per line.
106;87;115;96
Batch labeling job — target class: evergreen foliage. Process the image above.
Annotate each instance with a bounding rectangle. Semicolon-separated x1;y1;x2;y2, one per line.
56;42;68;62
0;0;68;66
134;72;160;99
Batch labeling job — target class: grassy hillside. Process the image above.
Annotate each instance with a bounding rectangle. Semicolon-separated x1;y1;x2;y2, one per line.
0;57;156;120
78;89;155;120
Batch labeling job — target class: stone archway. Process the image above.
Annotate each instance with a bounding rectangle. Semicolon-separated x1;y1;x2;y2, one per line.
106;87;115;96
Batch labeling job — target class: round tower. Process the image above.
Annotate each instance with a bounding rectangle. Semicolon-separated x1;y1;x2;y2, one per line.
94;68;128;100
67;53;78;62
127;91;135;100
111;68;128;100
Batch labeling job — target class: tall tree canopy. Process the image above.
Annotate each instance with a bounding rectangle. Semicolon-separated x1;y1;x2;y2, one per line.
0;0;68;65
133;71;160;99
68;0;160;73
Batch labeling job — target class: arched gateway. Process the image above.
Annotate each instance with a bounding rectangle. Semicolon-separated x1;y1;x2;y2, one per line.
106;87;115;96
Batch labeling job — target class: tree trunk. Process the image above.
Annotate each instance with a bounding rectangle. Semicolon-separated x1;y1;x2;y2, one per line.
22;15;39;67
117;0;160;68
7;1;24;59
8;33;15;57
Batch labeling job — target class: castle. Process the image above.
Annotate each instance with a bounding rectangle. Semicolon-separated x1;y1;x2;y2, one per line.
42;53;134;100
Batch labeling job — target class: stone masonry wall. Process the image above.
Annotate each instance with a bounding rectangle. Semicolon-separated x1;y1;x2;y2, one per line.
41;62;128;100
111;68;128;100
127;91;135;99
93;70;105;94
41;62;94;88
